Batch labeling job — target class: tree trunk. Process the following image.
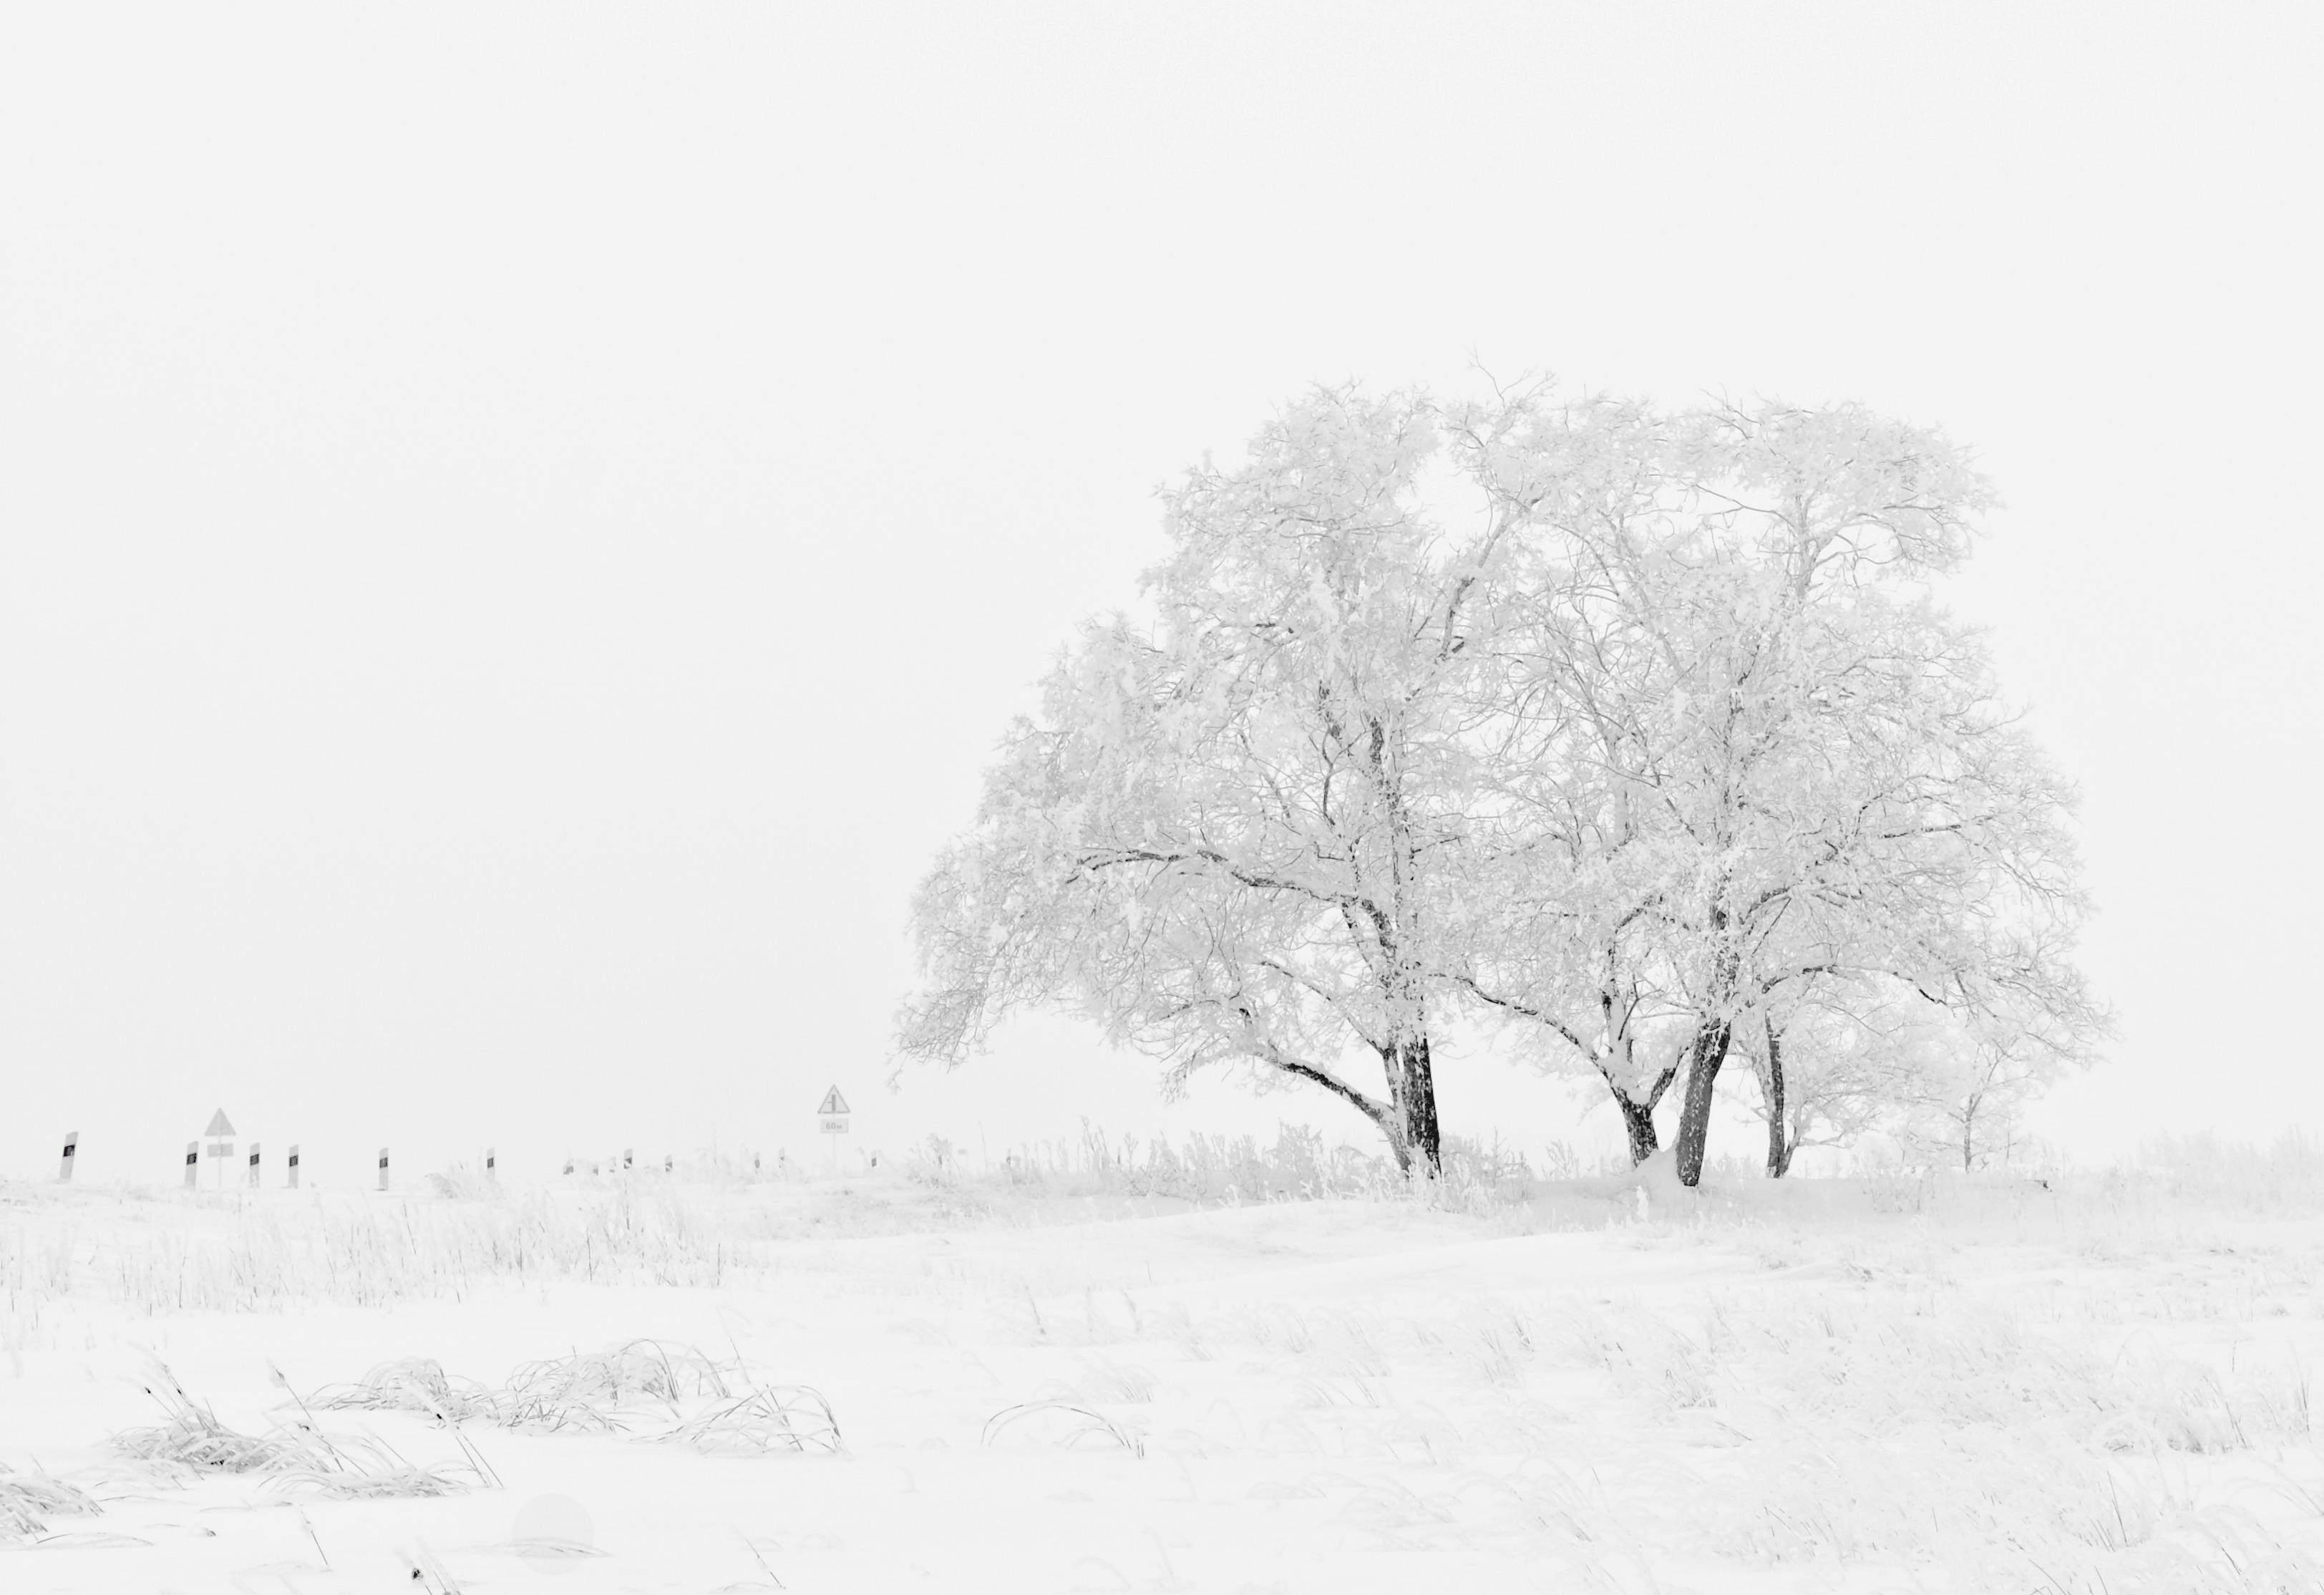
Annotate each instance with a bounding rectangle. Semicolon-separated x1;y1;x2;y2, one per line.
1395;1037;1441;1177
1764;1022;1792;1178
1617;1092;1659;1165
1673;1019;1734;1188
1603;1058;1678;1166
1371;1036;1442;1177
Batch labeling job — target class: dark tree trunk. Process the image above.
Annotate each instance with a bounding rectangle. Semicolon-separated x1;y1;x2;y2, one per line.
1371;1035;1442;1178
1673;1019;1735;1188
1764;1022;1792;1178
1618;1093;1660;1165
1395;1037;1441;1177
1606;1060;1679;1166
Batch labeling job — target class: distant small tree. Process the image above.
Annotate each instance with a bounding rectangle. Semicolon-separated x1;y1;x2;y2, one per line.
1893;936;2101;1173
1742;923;2101;1177
1733;987;1916;1178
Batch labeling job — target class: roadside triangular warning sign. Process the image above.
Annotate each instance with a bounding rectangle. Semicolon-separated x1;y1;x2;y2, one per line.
817;1087;850;1116
204;1109;236;1137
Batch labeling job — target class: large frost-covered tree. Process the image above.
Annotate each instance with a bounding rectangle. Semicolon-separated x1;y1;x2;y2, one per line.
898;389;1526;1174
900;379;2099;1187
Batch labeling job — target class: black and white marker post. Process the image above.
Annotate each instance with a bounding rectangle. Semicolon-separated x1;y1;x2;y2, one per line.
183;1141;198;1188
247;1143;261;1189
376;1148;389;1192
287;1145;300;1190
58;1131;77;1183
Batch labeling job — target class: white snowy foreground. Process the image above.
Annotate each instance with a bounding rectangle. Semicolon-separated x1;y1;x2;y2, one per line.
4;1163;2323;1593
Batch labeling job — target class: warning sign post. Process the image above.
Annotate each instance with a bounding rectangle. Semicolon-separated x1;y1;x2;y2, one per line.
817;1085;850;1173
203;1110;236;1191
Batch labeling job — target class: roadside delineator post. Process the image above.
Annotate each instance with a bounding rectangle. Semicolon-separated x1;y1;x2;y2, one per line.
58;1131;77;1183
376;1148;390;1193
183;1141;199;1188
247;1143;261;1189
486;1147;497;1181
664;1152;674;1174
287;1145;300;1190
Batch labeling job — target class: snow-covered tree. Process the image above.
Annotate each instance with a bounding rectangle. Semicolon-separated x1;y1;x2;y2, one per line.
1639;407;2099;1185
1885;915;2101;1171
1452;392;2096;1185
898;388;1526;1174
900;380;2100;1187
1895;1030;2052;1173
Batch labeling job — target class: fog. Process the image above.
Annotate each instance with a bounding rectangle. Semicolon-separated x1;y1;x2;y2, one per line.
2;4;2317;1182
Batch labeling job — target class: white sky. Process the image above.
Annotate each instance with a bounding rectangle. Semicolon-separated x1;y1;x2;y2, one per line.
2;4;2318;1184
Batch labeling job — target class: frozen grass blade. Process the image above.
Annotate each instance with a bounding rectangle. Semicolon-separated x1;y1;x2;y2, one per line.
983;1400;1147;1457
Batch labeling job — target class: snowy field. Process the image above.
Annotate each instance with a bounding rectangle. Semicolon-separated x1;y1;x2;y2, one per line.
5;1145;2324;1594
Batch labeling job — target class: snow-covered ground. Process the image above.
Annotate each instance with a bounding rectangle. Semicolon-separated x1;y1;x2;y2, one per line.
4;1160;2322;1593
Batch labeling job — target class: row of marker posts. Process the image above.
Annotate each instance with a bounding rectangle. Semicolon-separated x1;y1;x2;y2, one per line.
563;1150;647;1175
554;1151;727;1176
52;1133;499;1193
170;1145;489;1191
52;1135;861;1186
178;1140;303;1188
49;1090;848;1188
47;1133;863;1187
58;1133;668;1187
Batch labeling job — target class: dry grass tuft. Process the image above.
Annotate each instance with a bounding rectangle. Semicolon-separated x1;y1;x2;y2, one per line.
496;1339;736;1432
0;1462;101;1538
313;1357;499;1425
112;1365;314;1473
656;1386;843;1455
110;1362;487;1499
305;1342;845;1457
